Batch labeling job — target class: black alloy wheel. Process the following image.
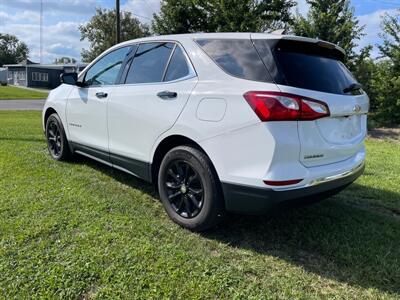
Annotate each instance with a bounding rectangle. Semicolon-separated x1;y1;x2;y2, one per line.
158;145;224;231
47;119;62;158
45;113;71;161
165;160;204;218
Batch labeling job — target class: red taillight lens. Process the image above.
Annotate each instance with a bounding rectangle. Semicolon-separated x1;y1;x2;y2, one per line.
244;91;330;121
264;179;303;186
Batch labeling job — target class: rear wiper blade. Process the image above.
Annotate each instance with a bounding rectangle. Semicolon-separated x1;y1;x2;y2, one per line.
343;83;362;94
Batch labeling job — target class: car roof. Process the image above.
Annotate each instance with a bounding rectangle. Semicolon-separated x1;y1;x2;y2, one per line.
114;32;345;55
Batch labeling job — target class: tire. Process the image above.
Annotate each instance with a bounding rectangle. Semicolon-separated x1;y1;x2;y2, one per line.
45;113;71;161
158;145;224;231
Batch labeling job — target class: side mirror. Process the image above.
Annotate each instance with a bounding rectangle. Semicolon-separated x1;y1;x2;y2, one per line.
60;72;77;85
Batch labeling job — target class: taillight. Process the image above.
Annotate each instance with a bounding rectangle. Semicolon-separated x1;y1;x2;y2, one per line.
244;91;330;121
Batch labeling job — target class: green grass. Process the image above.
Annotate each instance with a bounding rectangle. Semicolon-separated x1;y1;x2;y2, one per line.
0;111;399;299
0;85;48;99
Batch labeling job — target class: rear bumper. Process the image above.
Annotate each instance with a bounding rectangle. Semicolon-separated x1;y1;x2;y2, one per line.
222;162;364;214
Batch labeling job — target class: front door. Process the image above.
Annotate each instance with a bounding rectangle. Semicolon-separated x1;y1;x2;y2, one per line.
66;46;132;158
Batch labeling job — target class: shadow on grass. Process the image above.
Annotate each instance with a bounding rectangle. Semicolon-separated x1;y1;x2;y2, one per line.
69;155;400;296
68;154;158;197
206;188;400;296
369;128;400;141
0;136;45;143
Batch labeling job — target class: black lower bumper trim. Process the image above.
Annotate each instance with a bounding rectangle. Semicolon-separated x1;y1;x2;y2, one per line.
221;164;365;214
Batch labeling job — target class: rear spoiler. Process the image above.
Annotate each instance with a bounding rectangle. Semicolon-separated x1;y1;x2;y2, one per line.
281;35;346;56
251;33;346;61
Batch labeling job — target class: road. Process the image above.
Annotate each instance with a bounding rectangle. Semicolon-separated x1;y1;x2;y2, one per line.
0;99;45;111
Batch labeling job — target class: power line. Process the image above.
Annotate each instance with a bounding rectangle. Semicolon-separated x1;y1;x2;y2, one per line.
131;12;152;21
140;0;156;16
122;0;156;21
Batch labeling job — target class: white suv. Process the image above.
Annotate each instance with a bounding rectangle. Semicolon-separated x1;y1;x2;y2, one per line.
43;33;368;231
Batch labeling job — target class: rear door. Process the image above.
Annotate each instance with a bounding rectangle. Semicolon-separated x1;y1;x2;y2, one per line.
253;36;369;167
107;41;198;176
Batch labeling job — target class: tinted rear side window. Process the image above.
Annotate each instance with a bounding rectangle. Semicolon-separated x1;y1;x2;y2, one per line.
196;39;272;82
125;42;174;84
164;46;190;81
254;39;359;95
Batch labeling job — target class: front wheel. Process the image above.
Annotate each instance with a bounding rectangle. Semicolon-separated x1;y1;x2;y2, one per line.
158;146;224;231
45;113;71;161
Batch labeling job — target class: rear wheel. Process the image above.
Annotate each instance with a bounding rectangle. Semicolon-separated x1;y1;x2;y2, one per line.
158;146;223;231
45;113;71;161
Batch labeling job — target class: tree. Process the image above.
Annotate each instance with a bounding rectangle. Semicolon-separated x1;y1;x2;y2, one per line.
79;8;150;63
292;0;364;65
352;45;374;96
152;0;296;35
368;61;400;127
152;0;208;34
53;57;77;64
378;9;400;73
352;10;400;127
369;9;400;126
0;34;29;66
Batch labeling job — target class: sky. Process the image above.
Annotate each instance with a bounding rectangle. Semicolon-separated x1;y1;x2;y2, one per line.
0;0;399;64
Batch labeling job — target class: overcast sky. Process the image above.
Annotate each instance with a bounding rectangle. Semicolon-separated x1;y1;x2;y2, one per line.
0;0;399;63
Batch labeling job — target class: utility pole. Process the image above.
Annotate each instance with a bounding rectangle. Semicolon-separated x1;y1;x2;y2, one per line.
40;0;43;64
116;0;121;44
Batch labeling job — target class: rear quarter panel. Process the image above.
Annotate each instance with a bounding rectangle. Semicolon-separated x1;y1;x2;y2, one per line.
154;37;302;187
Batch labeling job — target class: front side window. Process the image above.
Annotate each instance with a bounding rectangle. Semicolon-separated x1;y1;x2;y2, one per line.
84;46;131;86
125;42;174;84
195;39;272;82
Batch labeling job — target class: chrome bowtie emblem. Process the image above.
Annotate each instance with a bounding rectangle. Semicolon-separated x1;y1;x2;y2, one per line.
353;105;362;113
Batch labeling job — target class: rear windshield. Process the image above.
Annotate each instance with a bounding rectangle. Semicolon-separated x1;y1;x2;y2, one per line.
254;39;360;95
276;52;359;95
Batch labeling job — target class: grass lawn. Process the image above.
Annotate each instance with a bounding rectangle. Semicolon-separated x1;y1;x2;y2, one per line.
0;111;399;299
0;85;48;100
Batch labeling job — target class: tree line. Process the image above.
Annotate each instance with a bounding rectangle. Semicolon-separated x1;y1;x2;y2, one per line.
1;0;399;126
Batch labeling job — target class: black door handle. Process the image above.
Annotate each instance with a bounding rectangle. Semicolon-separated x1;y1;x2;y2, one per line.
157;91;177;100
96;92;108;98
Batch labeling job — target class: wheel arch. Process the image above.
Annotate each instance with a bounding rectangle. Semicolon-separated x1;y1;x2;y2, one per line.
43;106;71;146
151;135;220;188
44;107;58;127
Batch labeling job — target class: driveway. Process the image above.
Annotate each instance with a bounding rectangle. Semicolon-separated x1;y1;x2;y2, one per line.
0;99;45;110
